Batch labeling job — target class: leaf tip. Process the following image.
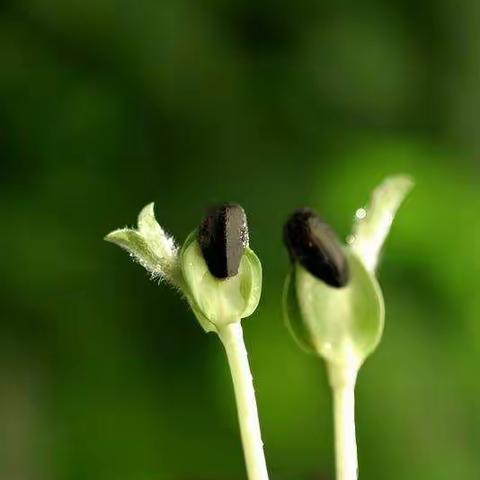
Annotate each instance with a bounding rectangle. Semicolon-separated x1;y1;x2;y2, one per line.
383;173;415;197
104;228;126;244
138;202;155;223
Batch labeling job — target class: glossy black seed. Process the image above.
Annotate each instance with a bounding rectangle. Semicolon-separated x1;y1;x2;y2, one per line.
283;207;349;288
198;203;249;279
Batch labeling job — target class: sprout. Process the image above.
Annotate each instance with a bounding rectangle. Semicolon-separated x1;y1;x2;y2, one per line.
180;205;261;331
282;175;413;480
105;203;268;480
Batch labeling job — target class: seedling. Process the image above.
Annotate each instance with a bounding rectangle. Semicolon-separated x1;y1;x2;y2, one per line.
104;176;412;480
105;203;268;480
283;175;413;480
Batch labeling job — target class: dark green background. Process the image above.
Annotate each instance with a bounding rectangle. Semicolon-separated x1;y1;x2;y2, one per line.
0;1;479;479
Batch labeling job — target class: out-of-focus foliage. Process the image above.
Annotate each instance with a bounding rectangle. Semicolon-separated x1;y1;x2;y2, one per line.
0;1;478;479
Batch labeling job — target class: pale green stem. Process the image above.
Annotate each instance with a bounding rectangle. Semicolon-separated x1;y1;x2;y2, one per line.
328;364;359;480
218;323;269;480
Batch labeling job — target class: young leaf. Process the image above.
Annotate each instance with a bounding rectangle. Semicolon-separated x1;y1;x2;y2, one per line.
137;203;177;264
105;203;181;286
105;229;164;277
350;175;414;272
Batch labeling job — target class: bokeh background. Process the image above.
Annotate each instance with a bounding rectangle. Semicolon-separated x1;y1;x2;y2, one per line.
1;0;479;479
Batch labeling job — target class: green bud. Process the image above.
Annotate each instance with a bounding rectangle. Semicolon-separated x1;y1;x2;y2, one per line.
284;250;384;367
283;175;413;368
180;230;262;332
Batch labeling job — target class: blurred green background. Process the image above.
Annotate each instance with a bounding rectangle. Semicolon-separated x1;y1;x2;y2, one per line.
1;0;479;479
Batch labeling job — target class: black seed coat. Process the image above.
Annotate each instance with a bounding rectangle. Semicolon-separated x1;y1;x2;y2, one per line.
283;208;349;288
198;204;249;279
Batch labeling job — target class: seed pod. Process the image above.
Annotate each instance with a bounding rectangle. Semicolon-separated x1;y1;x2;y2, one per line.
283;207;349;287
198;203;249;279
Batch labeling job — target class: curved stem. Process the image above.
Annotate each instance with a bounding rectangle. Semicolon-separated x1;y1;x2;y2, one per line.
218;323;269;480
328;364;358;480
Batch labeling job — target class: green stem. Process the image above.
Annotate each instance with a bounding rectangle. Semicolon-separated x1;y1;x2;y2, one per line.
218;323;269;480
328;364;358;480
